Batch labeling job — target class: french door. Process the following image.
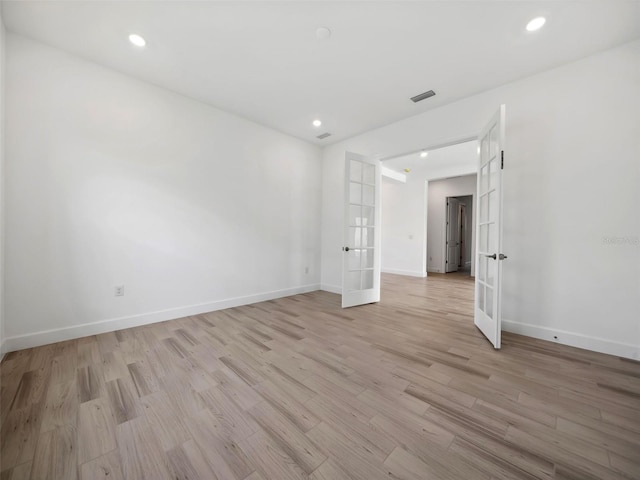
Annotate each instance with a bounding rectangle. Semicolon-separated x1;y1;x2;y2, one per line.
342;152;381;308
474;105;507;348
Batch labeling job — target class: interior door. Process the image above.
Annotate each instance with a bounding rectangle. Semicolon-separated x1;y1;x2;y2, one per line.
445;198;460;272
446;198;460;272
459;203;467;267
342;152;381;308
474;105;506;348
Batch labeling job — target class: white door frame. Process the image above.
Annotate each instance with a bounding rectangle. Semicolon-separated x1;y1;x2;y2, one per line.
379;136;479;277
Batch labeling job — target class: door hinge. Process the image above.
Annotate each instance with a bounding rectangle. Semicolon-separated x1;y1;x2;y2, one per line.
501;151;504;170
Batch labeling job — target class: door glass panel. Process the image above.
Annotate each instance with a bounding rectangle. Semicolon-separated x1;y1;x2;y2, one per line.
486;286;494;318
362;227;374;247
362;185;375;206
481;164;489;193
363;249;374;269
349;205;362;226
362;164;375;185
362;270;374;289
350;183;362;204
349;227;361;248
348;250;362;271
479;224;487;252
488;222;496;253
490;125;498;159
348;271;361;291
481;137;489;165
361;206;374;226
490;157;499;191
480;194;488;223
487;257;495;286
478;255;486;281
350;160;362;182
478;285;485;311
488;190;497;222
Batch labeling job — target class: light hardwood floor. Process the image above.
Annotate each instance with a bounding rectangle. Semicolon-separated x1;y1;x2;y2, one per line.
1;273;639;479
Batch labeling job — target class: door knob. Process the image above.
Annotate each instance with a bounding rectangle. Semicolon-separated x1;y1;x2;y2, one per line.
343;247;350;252
499;253;508;260
485;253;497;259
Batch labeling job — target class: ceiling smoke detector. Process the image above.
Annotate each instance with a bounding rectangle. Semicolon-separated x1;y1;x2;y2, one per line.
316;27;332;40
410;90;436;103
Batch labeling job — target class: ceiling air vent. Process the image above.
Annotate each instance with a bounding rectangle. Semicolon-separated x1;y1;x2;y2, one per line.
410;90;436;103
317;132;331;139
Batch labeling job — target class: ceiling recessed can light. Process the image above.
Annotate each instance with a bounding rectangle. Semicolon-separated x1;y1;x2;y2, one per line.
316;27;332;40
420;151;428;158
312;119;322;127
129;33;146;47
526;17;546;32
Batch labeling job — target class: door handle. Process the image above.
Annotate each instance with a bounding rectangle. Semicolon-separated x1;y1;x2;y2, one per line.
342;247;350;252
485;253;497;260
499;254;508;260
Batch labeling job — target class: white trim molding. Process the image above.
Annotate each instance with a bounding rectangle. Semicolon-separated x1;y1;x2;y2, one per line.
502;319;640;361
2;284;320;354
320;283;341;295
381;269;427;278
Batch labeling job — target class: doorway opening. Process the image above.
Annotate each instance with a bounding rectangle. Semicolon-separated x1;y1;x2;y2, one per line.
445;194;473;276
380;142;477;281
344;105;505;349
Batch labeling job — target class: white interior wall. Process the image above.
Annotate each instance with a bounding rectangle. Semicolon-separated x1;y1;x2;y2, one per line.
4;34;322;352
427;175;476;274
0;12;5;357
381;176;427;278
321;40;640;359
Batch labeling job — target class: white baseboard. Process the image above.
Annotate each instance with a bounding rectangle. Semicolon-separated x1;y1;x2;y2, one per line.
502;319;639;361
320;283;341;294
2;284;321;354
381;269;427;278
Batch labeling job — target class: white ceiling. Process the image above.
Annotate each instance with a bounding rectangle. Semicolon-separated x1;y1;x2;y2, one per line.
3;1;639;145
384;140;478;178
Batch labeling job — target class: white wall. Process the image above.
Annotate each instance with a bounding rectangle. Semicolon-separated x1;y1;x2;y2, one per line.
0;12;5;357
4;34;322;351
427;176;476;274
321;40;640;359
380;176;427;278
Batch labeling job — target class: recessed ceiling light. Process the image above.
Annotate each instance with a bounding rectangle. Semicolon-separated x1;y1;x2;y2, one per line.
526;17;546;32
316;27;332;41
420;151;428;158
129;34;146;47
312;119;322;127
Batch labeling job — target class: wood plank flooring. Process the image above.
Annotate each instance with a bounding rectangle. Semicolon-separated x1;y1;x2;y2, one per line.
1;273;639;479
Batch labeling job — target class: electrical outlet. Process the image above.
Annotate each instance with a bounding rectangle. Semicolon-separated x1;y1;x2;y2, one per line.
114;285;125;297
